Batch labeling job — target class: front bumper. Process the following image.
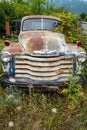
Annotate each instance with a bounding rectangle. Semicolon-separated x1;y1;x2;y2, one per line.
0;75;87;89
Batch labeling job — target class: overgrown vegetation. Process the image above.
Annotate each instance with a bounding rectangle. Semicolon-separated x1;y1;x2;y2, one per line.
0;86;87;130
61;70;86;110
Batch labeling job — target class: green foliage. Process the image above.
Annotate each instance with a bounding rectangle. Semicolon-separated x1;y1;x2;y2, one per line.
28;0;59;15
0;1;15;33
80;13;86;20
84;15;87;22
13;3;32;19
0;87;87;130
28;0;46;15
10;0;27;4
61;70;86;110
43;0;59;14
80;13;87;22
53;11;81;43
0;0;32;34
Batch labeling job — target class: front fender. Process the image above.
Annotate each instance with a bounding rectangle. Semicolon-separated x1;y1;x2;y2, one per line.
2;42;24;54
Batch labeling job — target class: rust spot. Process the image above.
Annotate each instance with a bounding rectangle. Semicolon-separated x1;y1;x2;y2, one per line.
9;44;23;54
56;70;63;74
26;31;45;52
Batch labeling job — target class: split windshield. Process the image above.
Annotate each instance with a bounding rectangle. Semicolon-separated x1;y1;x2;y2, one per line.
22;18;61;31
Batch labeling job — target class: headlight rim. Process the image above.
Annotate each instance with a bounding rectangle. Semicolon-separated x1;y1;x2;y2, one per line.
1;52;12;63
77;53;87;63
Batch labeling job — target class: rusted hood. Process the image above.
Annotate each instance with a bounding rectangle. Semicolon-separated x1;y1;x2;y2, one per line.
19;31;66;54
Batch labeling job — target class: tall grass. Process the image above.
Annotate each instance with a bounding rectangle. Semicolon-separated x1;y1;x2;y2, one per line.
0;86;87;130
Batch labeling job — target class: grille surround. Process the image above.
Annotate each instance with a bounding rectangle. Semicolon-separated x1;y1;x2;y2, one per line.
14;54;75;81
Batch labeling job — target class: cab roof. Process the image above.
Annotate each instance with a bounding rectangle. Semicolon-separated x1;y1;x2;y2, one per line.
22;15;61;22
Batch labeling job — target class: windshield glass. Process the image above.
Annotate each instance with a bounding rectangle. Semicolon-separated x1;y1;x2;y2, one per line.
22;18;61;31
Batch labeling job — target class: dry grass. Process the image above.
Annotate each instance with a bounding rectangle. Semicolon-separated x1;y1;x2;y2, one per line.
0;87;87;130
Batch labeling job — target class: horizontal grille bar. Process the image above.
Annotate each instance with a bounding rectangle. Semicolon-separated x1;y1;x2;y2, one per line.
15;55;73;62
15;60;73;67
15;69;70;76
15;74;70;81
15;64;72;72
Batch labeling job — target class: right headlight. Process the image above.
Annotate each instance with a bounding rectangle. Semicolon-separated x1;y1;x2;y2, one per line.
77;53;87;63
1;52;12;63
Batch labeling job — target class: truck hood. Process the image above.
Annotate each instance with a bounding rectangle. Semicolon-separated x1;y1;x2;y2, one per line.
19;31;67;55
2;31;85;56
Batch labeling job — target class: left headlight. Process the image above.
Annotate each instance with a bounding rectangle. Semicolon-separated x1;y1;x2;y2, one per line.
1;52;12;63
77;53;87;63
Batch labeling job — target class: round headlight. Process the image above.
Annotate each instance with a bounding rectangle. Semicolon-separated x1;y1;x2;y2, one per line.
1;52;11;63
77;53;86;63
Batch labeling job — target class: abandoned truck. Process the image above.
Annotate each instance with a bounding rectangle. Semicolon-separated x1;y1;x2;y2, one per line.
0;15;87;88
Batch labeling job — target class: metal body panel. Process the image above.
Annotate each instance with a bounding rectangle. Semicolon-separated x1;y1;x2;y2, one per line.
1;75;87;88
19;31;66;54
67;44;85;54
2;43;24;54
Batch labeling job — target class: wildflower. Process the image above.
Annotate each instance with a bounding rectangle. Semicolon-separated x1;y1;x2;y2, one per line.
52;108;57;113
16;106;22;111
7;94;14;100
8;121;14;127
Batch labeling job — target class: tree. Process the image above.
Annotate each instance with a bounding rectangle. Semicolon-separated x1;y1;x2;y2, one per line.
0;0;31;34
13;3;31;19
80;13;86;21
9;0;26;4
45;0;57;8
84;15;87;22
53;11;81;43
28;0;46;15
0;0;15;33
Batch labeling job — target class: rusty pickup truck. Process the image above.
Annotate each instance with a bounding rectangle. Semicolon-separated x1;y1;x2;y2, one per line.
0;15;87;88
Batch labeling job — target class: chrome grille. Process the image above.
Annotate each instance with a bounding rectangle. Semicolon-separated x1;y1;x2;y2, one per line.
14;55;74;81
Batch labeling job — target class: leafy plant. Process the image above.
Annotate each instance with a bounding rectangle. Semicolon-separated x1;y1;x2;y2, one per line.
53;11;81;43
61;70;86;110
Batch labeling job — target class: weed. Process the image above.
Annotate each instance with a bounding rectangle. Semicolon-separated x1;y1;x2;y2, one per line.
61;70;86;110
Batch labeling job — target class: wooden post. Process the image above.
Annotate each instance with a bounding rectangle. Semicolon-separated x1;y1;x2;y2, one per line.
5;21;10;35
